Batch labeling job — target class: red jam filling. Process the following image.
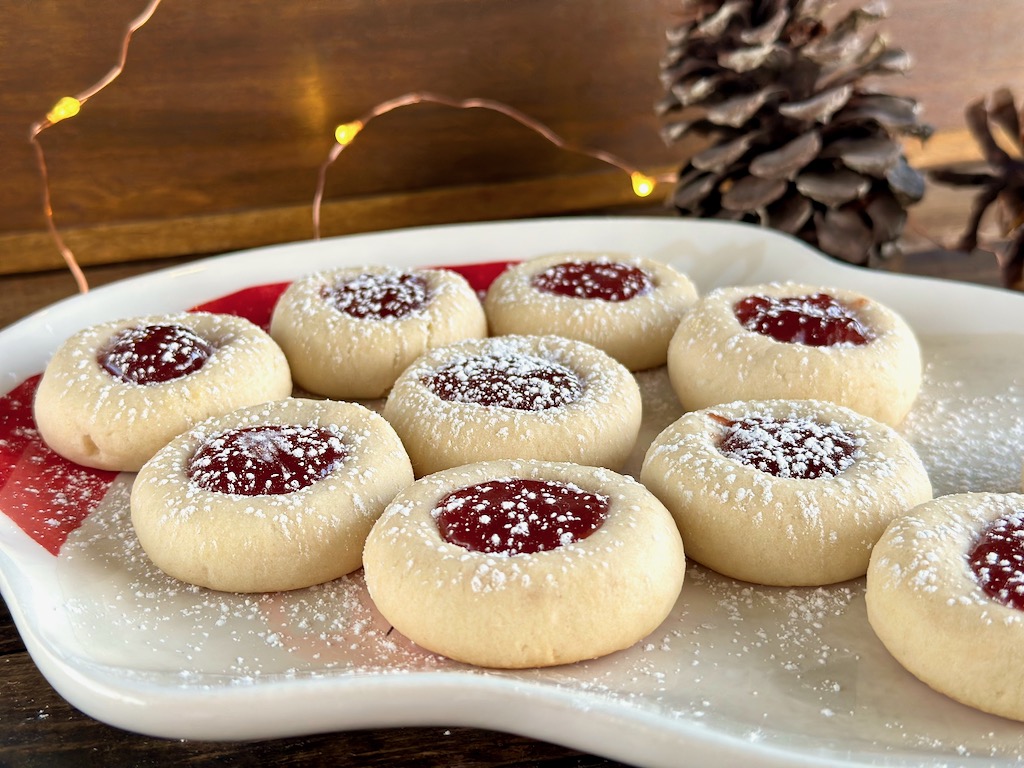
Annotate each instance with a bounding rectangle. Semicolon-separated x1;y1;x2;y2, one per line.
714;413;862;480
187;425;347;496
427;353;583;411
99;323;213;385
969;512;1024;611
733;293;874;346
434;478;609;555
323;271;429;319
531;260;653;302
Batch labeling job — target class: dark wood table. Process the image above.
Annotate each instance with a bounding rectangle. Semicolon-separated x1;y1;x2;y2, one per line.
0;207;1008;767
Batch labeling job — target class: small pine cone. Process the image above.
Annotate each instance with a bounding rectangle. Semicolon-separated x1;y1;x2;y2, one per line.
658;0;932;266
929;88;1024;290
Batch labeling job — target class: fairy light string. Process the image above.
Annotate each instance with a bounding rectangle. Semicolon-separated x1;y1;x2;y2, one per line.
313;91;673;239
30;6;672;290
28;0;164;294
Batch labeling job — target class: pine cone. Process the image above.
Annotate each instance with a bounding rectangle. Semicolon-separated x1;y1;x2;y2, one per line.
929;89;1024;290
658;0;932;266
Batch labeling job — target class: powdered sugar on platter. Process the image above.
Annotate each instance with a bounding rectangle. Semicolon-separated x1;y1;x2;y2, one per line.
901;333;1024;497
38;334;1024;762
2;218;1024;767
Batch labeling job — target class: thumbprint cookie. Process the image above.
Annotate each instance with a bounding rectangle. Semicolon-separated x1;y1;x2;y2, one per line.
381;335;642;476
641;399;932;586
131;398;414;592
270;265;486;400
666;282;921;425
363;459;685;668
34;312;291;472
867;492;1024;722
484;252;698;371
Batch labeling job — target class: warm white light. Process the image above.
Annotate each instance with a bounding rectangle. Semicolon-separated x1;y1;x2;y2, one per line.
631;172;655;198
47;96;81;125
334;120;364;146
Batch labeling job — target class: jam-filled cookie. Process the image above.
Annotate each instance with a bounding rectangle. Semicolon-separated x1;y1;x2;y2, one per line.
363;459;685;668
381;334;642;476
867;492;1024;721
484;252;698;371
641;399;932;586
33;312;292;472
270;265;487;400
666;282;922;425
130;398;414;593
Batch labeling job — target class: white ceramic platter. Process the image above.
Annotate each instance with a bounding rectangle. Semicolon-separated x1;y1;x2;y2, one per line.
3;217;1024;767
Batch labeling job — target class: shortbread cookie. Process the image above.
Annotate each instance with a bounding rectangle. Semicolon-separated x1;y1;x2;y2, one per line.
381;335;642;476
131;398;414;593
666;282;922;425
363;459;685;668
34;312;292;472
270;266;487;400
641;399;932;586
867;492;1024;721
484;252;698;370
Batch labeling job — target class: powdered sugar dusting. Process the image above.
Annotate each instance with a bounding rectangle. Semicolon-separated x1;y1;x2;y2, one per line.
187;424;348;496
734;292;874;347
432;477;609;555
716;414;863;480
99;323;214;385
323;271;429;320
427;352;583;411
531;260;653;302
60;480;447;679
900;333;1024;495
23;325;1024;762
968;509;1024;610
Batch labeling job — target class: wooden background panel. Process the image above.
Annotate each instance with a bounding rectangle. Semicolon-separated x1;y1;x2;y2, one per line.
879;0;1024;133
0;0;687;272
0;0;1021;275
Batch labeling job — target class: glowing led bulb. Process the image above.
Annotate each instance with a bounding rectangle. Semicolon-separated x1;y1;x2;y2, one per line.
334;120;364;146
630;172;655;198
46;96;82;125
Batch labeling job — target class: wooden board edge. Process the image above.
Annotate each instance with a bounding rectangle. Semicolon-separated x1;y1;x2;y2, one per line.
0;169;675;276
0;126;981;277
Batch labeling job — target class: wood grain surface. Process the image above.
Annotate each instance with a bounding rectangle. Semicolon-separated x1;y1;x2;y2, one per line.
1;1;1021;273
0;0;685;273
